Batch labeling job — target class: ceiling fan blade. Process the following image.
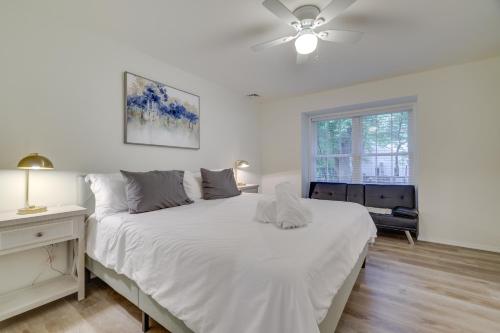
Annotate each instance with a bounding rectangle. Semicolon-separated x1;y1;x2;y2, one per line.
251;35;297;52
315;0;357;26
297;53;309;65
316;30;363;43
262;0;299;25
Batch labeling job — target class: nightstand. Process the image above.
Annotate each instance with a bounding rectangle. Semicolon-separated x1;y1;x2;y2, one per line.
238;184;259;193
0;205;87;321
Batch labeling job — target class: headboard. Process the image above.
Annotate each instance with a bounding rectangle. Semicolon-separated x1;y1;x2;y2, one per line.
77;175;95;215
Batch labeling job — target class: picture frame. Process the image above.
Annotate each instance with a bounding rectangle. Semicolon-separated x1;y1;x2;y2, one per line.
124;72;200;149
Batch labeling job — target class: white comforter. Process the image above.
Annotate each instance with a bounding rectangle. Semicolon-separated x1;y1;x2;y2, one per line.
87;193;376;333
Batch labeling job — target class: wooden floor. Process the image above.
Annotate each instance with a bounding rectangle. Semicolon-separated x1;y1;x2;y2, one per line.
1;234;500;333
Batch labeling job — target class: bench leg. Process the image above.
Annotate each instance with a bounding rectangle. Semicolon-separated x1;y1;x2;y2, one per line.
404;230;415;246
142;312;150;332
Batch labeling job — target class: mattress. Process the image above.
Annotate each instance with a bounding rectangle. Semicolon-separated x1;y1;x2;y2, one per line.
86;193;377;333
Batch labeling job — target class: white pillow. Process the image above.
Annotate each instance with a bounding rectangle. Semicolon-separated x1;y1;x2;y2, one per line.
183;170;203;201
85;173;128;221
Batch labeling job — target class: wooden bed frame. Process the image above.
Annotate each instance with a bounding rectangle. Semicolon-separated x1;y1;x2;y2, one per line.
78;175;368;332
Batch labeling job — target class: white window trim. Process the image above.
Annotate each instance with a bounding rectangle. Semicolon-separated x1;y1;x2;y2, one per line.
301;96;418;197
310;103;414;122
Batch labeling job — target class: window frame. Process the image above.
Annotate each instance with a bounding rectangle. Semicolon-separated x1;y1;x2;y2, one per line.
309;103;416;185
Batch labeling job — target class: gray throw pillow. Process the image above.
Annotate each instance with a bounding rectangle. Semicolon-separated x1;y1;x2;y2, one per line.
200;168;241;200
120;170;193;213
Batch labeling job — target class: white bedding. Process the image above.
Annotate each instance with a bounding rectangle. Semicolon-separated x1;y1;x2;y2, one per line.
87;193;377;333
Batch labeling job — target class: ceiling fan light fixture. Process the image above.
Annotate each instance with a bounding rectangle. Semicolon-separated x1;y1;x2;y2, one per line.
253;0;362;56
294;30;318;55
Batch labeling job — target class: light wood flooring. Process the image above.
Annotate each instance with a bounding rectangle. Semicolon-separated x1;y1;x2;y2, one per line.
1;234;499;333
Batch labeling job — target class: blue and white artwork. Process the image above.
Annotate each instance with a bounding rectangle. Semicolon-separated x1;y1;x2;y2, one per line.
125;72;200;149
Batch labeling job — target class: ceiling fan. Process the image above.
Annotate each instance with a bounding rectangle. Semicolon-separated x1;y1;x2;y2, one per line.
252;0;363;63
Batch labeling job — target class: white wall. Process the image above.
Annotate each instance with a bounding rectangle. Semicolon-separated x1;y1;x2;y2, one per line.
0;2;260;292
259;56;500;252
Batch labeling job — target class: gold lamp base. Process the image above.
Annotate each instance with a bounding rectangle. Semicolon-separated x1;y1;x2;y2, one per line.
17;206;47;215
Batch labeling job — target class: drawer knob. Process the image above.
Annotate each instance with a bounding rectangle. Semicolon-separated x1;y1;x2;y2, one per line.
35;232;44;238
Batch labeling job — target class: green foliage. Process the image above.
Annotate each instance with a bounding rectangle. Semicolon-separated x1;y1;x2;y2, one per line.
315;118;352;181
316;118;352;155
362;112;408;154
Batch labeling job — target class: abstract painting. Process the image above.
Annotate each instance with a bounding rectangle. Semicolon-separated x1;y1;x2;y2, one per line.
124;72;200;149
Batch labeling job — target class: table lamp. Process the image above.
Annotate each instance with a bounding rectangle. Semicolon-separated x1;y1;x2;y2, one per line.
234;160;250;186
17;153;54;215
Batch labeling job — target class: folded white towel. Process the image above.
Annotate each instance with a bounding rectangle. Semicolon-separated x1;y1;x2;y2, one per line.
254;183;312;229
275;182;312;229
255;197;277;223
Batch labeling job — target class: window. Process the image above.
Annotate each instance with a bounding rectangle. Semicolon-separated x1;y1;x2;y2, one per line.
311;107;414;184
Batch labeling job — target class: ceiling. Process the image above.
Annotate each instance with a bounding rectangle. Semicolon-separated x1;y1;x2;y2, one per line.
61;0;500;100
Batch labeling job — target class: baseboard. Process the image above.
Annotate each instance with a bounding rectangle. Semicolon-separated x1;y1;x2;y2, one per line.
417;236;500;253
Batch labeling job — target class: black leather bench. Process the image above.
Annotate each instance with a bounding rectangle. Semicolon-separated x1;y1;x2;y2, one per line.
309;182;418;244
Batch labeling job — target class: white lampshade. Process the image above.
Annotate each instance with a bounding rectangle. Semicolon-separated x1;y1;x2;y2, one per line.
295;30;318;55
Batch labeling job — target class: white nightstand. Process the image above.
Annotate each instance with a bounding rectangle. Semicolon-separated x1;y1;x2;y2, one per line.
0;205;87;321
238;184;259;193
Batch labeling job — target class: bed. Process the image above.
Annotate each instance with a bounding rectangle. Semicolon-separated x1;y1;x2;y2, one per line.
78;176;376;333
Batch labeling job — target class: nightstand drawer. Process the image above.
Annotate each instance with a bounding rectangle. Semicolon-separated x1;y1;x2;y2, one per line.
0;219;75;251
